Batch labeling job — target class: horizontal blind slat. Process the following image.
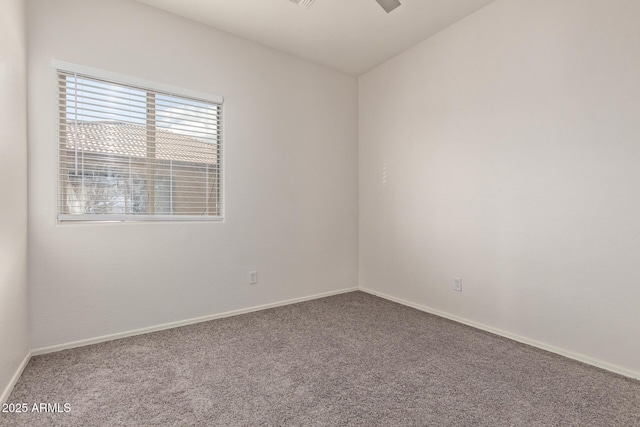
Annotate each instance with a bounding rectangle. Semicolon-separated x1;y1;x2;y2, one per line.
59;96;222;123
58;71;223;106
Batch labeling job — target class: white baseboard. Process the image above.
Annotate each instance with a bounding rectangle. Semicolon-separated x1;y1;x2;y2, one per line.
1;352;31;405
32;287;359;356
360;287;640;381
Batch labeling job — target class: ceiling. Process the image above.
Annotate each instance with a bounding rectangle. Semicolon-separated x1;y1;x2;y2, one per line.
136;0;496;76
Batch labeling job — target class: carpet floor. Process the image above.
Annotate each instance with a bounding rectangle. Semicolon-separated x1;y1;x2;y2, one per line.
2;291;639;426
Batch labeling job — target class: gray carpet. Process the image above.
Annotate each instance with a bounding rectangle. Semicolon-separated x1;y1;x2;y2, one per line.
2;291;639;426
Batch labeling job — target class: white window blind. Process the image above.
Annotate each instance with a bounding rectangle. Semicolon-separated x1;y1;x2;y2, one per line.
57;67;223;221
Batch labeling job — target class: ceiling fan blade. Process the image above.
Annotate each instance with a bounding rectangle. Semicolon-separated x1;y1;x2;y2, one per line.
375;0;401;13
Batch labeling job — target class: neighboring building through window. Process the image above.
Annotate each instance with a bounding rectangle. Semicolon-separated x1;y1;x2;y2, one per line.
57;64;223;221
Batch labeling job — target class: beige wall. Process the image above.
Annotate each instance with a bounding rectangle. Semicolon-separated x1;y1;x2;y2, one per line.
360;0;640;376
0;0;29;402
28;0;359;349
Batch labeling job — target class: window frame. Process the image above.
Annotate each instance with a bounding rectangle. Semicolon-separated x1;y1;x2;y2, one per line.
53;60;225;223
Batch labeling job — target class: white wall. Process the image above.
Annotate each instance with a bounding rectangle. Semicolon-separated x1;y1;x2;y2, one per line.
28;0;358;349
0;0;29;401
360;0;640;375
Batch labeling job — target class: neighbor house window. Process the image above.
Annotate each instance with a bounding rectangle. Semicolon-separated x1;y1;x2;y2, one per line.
56;63;223;221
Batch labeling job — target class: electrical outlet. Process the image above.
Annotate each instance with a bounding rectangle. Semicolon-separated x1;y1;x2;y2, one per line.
249;271;258;285
453;277;462;292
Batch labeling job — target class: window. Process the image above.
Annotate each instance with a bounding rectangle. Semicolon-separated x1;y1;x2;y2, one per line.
57;63;223;221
